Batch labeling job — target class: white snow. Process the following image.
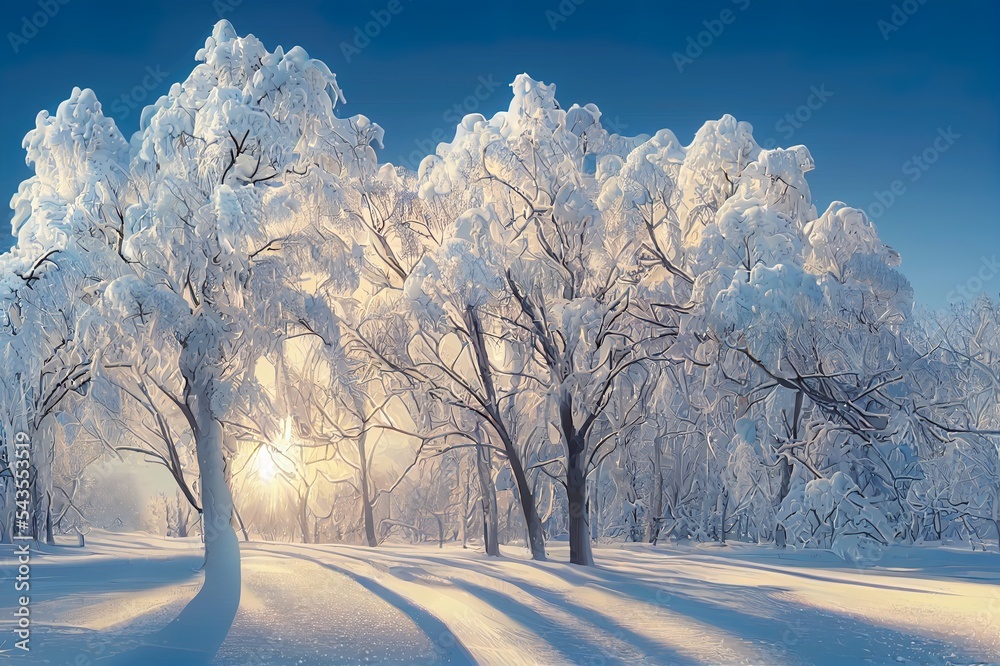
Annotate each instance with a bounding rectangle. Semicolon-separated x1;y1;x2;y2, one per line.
1;531;996;665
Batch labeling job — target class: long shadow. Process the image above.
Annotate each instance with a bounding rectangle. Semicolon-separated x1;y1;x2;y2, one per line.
0;624;157;665
0;551;205;608
556;566;987;664
641;556;962;596
414;554;990;665
474;547;947;597
418;552;770;606
447;576;696;665
0;544;216;665
254;544;477;665
618;544;1000;586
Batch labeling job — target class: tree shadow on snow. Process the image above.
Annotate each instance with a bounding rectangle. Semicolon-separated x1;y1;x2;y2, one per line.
258;546;478;665
412;554;986;665
447;576;697;664
552;561;982;664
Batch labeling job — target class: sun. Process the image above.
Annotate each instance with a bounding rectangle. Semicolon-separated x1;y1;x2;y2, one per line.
253;417;296;484
255;444;279;483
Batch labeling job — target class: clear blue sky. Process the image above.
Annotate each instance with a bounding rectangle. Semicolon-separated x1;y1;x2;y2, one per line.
1;0;997;306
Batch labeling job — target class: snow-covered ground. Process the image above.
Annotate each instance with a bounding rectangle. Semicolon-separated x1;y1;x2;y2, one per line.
1;532;997;665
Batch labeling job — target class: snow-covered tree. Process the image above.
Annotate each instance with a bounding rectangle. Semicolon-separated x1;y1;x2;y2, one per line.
400;201;550;560
418;75;677;565
0;85;129;543
4;20;383;660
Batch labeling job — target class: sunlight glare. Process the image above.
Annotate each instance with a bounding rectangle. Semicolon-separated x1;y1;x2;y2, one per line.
256;444;278;483
255;417;295;484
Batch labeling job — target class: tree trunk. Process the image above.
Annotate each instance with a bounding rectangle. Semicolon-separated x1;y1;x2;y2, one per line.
647;436;664;544
778;390;803;504
567;445;593;566
720;491;729;545
0;503;11;544
590;469;600;543
459;457;468;549
433;512;445;548
465;307;545;560
504;496;514;545
233;503;250;542
358;438;377;547
558;387;593;566
0;428;13;543
475;443;501;557
44;491;54;545
29;463;39;541
298;485;312;544
994;488;1000;549
775;390;802;547
778;458;792;503
118;378;241;663
189;382;241;622
507;451;547;560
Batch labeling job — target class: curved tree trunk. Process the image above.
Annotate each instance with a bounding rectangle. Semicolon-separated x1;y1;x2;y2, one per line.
507;450;547;560
465;307;545;561
175;380;242;648
110;379;240;664
148;383;239;658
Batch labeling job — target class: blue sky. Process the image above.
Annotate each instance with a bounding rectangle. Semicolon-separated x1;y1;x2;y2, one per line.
1;0;996;306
